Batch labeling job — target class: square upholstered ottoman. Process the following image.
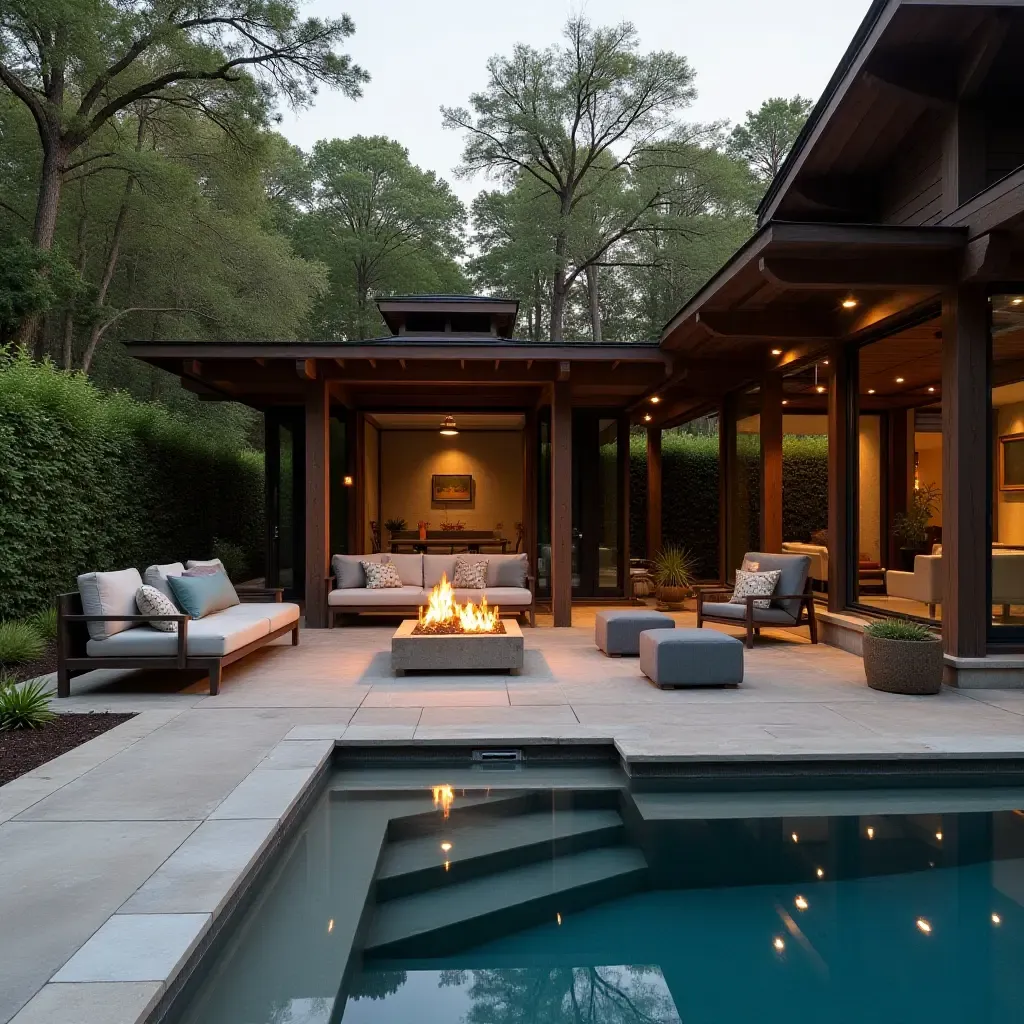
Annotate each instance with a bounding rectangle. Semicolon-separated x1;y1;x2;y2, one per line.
595;609;675;656
640;628;744;688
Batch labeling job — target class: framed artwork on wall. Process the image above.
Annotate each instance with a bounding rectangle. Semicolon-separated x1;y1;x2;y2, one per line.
432;474;473;503
999;433;1024;491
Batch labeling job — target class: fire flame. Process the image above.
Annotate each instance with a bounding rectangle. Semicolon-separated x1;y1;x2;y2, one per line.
432;784;454;818
419;574;500;632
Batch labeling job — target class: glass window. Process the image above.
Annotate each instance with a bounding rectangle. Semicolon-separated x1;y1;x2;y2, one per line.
853;319;942;623
990;294;1024;632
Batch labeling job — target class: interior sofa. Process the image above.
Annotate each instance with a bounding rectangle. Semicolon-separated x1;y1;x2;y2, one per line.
328;552;535;627
57;562;299;697
885;549;942;617
781;542;828;586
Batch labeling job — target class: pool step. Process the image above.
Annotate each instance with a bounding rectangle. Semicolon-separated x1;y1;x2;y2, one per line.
376;807;625;901
385;790;542;841
364;845;648;959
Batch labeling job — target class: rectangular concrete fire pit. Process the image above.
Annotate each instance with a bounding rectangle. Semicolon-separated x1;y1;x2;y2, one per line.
391;619;524;675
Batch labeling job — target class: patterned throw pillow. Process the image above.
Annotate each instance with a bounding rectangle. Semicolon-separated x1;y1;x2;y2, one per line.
729;569;782;611
363;561;403;589
135;585;179;633
452;557;488;589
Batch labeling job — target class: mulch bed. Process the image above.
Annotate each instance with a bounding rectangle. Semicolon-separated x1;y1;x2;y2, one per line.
0;713;135;787
5;639;58;684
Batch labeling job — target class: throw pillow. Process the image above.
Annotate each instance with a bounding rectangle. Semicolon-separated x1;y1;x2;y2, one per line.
488;553;528;588
741;557;760;573
333;554;376;589
453;557;488;589
363;561;403;589
135;585;179;633
168;570;240;619
729;569;782;611
143;563;184;603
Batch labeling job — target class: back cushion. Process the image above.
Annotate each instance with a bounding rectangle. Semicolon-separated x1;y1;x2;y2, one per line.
77;568;145;641
487;553;528;588
423;554;457;588
332;553;382;589
383;553;423;587
143;562;185;603
186;558;224;571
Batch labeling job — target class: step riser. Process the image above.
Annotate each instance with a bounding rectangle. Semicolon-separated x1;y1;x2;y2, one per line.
386;792;542;840
376;824;626;902
364;866;648;960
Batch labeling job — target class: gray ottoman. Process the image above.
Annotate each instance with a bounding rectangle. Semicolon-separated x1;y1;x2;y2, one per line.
595;609;675;656
640;628;743;688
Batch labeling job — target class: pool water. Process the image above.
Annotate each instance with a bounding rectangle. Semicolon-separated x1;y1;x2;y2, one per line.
174;767;1024;1024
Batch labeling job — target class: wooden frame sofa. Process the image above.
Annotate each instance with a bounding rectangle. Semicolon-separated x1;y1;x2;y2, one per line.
57;586;299;697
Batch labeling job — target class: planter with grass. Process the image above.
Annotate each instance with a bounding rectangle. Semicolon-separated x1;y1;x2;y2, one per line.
862;619;943;694
651;545;697;610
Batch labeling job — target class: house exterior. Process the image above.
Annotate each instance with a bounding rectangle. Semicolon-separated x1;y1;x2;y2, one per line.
129;0;1024;685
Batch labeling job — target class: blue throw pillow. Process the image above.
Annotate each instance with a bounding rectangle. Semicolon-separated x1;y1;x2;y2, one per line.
167;569;239;619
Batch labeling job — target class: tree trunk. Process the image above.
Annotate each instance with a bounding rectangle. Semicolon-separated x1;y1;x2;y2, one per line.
62;212;89;369
533;270;543;343
80;185;132;373
549;200;572;342
585;263;602;343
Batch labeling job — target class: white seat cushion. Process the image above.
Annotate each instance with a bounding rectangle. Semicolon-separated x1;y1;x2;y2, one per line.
216;601;299;632
78;568;145;640
328;586;426;607
86;607;270;657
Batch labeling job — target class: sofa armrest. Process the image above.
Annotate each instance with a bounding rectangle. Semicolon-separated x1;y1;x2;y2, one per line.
696;587;732;610
61;612;189;667
237;588;284;603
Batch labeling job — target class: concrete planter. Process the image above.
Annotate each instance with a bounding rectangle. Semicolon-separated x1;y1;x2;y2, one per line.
862;634;943;694
656;585;689;611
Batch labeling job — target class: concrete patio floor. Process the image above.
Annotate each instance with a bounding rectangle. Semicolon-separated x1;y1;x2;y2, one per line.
3;610;1024;1023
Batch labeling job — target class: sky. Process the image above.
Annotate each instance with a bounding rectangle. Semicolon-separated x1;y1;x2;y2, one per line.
277;0;873;207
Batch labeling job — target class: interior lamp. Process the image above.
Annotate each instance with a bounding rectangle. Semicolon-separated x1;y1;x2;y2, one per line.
439;415;459;436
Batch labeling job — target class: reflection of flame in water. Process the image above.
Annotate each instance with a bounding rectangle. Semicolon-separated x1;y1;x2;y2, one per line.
432;785;454;818
420;574;500;632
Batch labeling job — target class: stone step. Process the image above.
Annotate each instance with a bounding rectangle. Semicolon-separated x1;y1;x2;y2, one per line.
376;807;625;901
364;845;648;959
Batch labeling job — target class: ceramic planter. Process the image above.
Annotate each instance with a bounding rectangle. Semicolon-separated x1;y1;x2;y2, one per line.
657;585;688;610
862;634;943;694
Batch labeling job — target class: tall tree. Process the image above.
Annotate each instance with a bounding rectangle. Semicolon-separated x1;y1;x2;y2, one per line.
0;0;369;255
727;95;814;187
443;17;696;342
294;136;467;340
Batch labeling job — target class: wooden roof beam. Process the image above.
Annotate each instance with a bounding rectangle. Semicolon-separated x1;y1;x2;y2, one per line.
696;310;839;340
295;359;315;380
758;255;956;289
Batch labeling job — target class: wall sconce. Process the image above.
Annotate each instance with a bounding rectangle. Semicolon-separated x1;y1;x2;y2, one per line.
343;475;354;487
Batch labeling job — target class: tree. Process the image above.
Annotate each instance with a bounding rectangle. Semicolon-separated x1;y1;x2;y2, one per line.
0;0;369;256
443;17;697;342
727;95;814;187
293;136;467;339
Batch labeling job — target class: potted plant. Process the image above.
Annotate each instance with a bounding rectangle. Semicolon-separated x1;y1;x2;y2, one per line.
892;483;941;571
384;517;407;539
862;618;942;694
651;545;696;610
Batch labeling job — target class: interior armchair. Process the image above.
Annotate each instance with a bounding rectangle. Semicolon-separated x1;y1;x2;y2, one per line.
696;552;818;649
884;548;942;618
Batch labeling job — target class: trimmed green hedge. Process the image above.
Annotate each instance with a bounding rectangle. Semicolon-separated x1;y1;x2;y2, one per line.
630;429;828;578
0;349;264;619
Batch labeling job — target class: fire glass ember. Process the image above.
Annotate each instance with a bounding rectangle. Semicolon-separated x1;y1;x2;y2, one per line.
414;574;503;634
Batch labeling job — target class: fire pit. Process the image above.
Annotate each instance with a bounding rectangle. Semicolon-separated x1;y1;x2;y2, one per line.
391;574;524;676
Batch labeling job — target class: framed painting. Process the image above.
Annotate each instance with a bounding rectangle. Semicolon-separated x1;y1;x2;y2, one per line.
1000;433;1024;491
432;474;473;503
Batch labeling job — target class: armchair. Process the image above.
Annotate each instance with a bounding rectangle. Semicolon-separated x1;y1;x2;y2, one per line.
696;552;817;649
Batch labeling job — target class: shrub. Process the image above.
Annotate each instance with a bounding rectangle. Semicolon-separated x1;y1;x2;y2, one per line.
0;348;264;619
864;619;936;641
27;606;58;640
0;675;56;729
211;538;249;583
0;620;45;665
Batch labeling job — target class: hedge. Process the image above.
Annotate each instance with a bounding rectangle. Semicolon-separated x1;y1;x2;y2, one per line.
630;429;828;578
0;348;264;619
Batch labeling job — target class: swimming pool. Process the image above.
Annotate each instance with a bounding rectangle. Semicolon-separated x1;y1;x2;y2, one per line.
170;761;1024;1024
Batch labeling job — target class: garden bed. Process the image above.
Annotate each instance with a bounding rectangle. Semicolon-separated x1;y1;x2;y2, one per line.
0;713;135;786
6;638;58;685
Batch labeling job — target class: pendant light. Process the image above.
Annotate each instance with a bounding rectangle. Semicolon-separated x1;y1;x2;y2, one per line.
439;415;459;436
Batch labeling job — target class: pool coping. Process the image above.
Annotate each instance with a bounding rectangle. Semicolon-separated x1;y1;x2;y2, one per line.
11;724;1024;1024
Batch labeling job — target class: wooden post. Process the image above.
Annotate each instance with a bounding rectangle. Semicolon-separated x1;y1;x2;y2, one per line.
719;396;735;582
345;407;358;555
942;284;988;659
551;381;573;626
760;372;784;553
827;348;853;613
304;376;330;628
353;412;366;557
646;426;662;559
522;407;538;569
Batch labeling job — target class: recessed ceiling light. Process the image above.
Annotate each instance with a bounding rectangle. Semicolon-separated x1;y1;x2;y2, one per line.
928;386;935;393
867;389;876;394
440;841;452;852
816;385;826;393
643;413;652;422
791;832;799;843
867;826;875;839
823;359;829;365
842;297;858;309
1014;298;1023;306
650;395;661;404
773;936;786;952
781;400;788;405
992;913;1002;925
771;348;783;356
895;377;905;384
816;867;825;878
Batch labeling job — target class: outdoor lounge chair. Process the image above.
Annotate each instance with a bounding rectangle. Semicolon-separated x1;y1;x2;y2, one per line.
696;551;817;649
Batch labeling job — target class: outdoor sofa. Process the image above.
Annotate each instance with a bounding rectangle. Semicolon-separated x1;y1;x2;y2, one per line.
57;561;299;697
327;552;535;627
696;551;817;649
